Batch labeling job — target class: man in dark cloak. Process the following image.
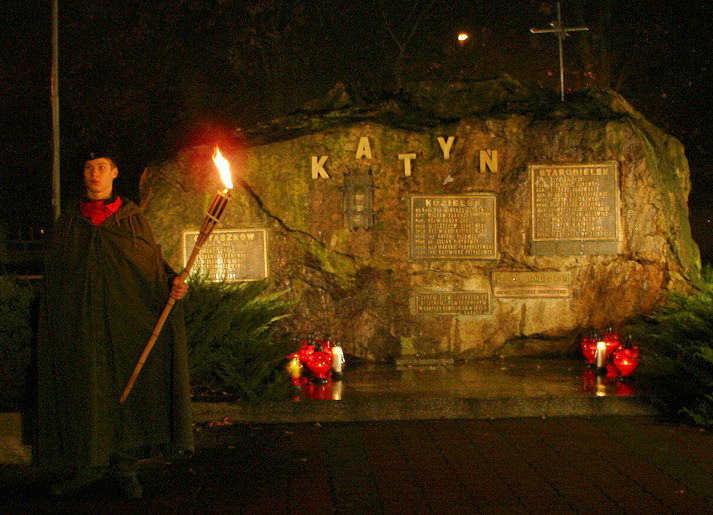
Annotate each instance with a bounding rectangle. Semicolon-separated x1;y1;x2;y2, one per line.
34;149;194;499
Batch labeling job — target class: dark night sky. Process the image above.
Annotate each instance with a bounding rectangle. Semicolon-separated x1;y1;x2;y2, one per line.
1;0;712;261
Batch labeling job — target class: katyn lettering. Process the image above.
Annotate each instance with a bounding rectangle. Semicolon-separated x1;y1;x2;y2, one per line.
311;136;498;179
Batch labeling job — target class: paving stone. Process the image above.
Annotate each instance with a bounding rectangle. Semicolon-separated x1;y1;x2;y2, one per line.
1;366;712;514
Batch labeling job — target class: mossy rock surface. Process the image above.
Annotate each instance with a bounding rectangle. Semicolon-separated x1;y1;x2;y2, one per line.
142;78;700;360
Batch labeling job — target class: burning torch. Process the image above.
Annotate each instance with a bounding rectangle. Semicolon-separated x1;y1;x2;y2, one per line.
120;146;233;404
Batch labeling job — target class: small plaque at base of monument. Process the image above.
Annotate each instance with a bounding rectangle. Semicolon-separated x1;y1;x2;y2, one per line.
530;162;619;255
492;271;571;298
414;290;490;316
182;228;268;282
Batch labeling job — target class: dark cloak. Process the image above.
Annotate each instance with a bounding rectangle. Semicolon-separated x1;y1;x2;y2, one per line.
34;198;193;468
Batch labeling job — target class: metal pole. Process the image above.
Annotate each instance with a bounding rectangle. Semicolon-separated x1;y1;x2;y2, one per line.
556;1;565;102
557;30;565;102
530;1;589;103
51;0;61;220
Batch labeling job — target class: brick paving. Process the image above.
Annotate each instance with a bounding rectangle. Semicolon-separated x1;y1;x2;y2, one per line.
1;415;712;514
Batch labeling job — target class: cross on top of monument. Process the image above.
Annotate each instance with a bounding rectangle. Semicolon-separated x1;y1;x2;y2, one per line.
531;1;589;102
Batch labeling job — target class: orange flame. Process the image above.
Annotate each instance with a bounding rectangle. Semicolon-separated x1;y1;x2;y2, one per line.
212;146;233;190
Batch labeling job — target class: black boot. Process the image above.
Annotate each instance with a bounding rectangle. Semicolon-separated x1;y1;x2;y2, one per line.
113;460;143;500
50;467;105;497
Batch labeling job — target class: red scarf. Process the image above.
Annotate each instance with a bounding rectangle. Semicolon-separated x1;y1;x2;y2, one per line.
79;196;123;226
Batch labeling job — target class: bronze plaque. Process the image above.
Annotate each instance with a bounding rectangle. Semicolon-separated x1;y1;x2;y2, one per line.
182;228;268;282
492;271;571;298
409;194;497;259
414;291;490;315
530;162;619;255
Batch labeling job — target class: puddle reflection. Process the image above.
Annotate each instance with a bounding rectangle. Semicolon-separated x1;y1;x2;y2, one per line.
287;359;638;401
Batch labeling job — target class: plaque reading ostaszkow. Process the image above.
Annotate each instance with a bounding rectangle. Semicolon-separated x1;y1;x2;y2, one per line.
492;271;571;298
410;194;497;259
182;228;268;282
414;291;490;315
530;162;620;255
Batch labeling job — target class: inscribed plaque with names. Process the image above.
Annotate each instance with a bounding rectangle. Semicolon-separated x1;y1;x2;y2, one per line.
182;228;268;282
409;194;497;259
530;162;620;255
414;290;491;316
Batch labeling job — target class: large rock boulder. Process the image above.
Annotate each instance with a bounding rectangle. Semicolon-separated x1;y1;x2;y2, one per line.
141;76;700;360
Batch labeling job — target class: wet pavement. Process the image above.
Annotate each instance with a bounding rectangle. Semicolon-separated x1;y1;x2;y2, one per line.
2;358;713;513
2;416;713;514
339;358;634;399
192;358;654;424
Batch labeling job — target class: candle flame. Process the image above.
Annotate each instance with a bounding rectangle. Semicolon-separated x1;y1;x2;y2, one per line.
212;146;233;190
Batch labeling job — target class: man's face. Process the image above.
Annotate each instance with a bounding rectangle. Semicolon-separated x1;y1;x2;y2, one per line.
83;157;117;200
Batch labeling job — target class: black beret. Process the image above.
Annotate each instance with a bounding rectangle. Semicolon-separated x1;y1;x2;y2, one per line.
84;146;118;167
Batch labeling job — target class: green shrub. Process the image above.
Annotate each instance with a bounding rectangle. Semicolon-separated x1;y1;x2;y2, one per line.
0;275;35;411
183;274;295;401
626;264;713;426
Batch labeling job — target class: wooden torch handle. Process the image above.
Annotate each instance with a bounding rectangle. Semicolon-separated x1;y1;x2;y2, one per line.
119;242;203;404
120;297;177;403
119;188;230;404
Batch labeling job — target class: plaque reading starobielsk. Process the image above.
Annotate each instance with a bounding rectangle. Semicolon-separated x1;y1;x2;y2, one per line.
182;228;268;282
409;194;497;259
530;162;620;255
414;291;490;315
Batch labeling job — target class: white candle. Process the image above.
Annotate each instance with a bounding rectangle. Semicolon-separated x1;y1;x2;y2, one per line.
596;341;607;368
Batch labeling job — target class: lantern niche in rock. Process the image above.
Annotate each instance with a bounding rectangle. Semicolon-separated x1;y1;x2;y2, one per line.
342;170;374;230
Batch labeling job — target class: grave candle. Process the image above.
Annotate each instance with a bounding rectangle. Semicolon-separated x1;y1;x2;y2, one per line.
595;340;607;370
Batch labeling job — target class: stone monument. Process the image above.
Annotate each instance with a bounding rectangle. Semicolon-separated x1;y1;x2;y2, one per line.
141;76;700;360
